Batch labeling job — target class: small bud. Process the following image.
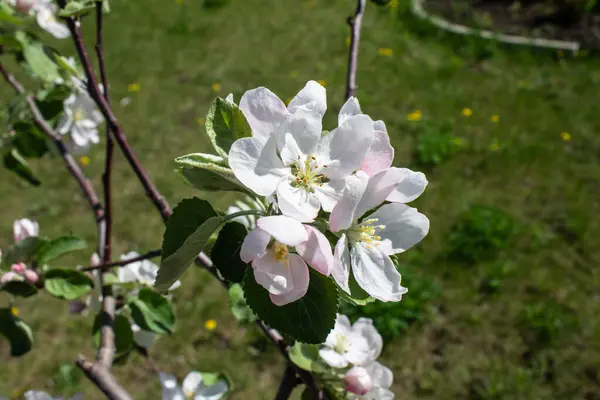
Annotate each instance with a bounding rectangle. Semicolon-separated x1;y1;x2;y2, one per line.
344;366;373;395
1;271;23;284
13;218;39;243
15;0;35;13
11;262;26;274
23;269;39;284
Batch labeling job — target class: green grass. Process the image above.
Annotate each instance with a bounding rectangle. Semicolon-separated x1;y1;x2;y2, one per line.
2;0;600;398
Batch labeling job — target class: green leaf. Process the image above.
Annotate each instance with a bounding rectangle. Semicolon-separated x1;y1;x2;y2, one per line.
102;0;110;13
156;197;221;292
3;148;41;186
58;0;95;16
0;308;33;356
243;268;339;344
92;314;133;355
205;97;251;158
44;268;94;300
12;122;49;158
0;281;38;298
128;288;175;334
175;153;246;193
212;222;248;283
15;33;60;83
289;342;323;373
229;283;256;324
35;236;87;265
2;236;49;267
0;2;24;25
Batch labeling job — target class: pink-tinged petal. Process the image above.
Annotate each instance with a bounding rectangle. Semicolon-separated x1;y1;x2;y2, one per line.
240;227;271;263
365;361;394;389
275;180;320;223
256;215;308;246
252;251;293;295
344;366;373;395
239;87;288;138
288;80;327;117
316;114;374;181
1;271;23;284
329;172;369;232
313;179;345;212
367;203;430;254
228;135;290;196
352;318;383;362
350;243;407;302
11;263;26;273
13;218;39;243
275;106;322;157
338;96;362;125
332;235;351;294
23;269;39;284
295;225;333;275
355;167;407;218
360;122;394;177
269;254;309;306
386;168;428;203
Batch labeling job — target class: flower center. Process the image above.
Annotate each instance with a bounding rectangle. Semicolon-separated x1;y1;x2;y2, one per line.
271;241;289;265
184;390;194;399
347;218;386;248
291;155;328;192
73;108;86;122
333;333;350;354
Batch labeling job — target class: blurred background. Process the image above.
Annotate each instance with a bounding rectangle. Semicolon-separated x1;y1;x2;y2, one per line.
1;0;600;398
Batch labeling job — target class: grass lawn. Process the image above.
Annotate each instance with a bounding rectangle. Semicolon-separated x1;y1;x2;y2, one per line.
2;0;600;398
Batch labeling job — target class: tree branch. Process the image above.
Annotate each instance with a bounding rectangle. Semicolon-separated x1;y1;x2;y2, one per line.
344;0;366;100
76;356;133;400
274;365;301;400
81;249;162;272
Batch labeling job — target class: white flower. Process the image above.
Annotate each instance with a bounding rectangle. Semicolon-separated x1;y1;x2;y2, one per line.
118;251;181;291
329;170;429;301
240;215;333;306
160;371;229;400
319;314;382;368
13;218;39;243
229;81;374;222
132;323;157;349
32;0;70;39
345;362;394;400
56;91;104;152
225;197;266;229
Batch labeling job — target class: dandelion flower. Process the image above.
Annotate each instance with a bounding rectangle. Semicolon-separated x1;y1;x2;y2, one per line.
212;83;221;93
407;110;422;121
11;306;19;316
377;48;393;57
560;132;571;142
80;156;91;166
462;108;473;117
490;114;500;123
317;79;327;87
204;319;217;331
127;83;141;93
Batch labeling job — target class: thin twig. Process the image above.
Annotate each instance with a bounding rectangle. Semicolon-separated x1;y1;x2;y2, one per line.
344;0;366;100
274;365;301;400
81;249;162;272
76;356;133;400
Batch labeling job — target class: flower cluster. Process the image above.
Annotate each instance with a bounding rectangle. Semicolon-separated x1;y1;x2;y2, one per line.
7;0;69;39
0;218;40;285
320;314;393;399
228;81;429;305
159;371;229;400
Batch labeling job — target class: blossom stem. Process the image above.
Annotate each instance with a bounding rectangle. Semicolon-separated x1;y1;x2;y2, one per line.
344;0;367;100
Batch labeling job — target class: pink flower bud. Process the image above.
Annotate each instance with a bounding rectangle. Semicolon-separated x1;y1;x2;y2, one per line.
344;366;373;396
23;269;39;284
1;271;23;284
90;252;101;266
11;262;26;274
15;0;35;13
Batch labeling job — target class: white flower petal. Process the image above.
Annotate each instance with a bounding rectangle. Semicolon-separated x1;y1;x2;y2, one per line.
364;387;395;400
352;318;383;362
239;87;288;139
316;114;374;180
256;215;308;246
318;348;349;368
228;135;290;196
278;132;304;166
36;9;70;39
195;380;229;400
350;244;407;302
159;372;186;400
270;254;309;306
295;225;333;276
313;179;345;212
288;80;327;116
386;169;428;203
360;122;394;177
13;218;39;243
338;96;362;125
182;371;204;396
252;251;293;295
368;203;430;254
355;168;407;218
240;227;271;263
365;361;394;389
344;333;372;366
56;112;73;135
23;391;53;400
329;172;369;232
332;235;351;294
275;106;322;157
275;180;320;223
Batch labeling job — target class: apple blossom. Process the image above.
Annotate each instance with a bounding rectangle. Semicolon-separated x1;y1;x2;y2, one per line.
118;251;181;291
240;215;333;306
1;271;23;284
229;81;375;222
1;263;38;284
56;90;104;152
319;314;382;368
13;218;39;243
160;371;229;400
329;170;429;301
345;362;394;400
